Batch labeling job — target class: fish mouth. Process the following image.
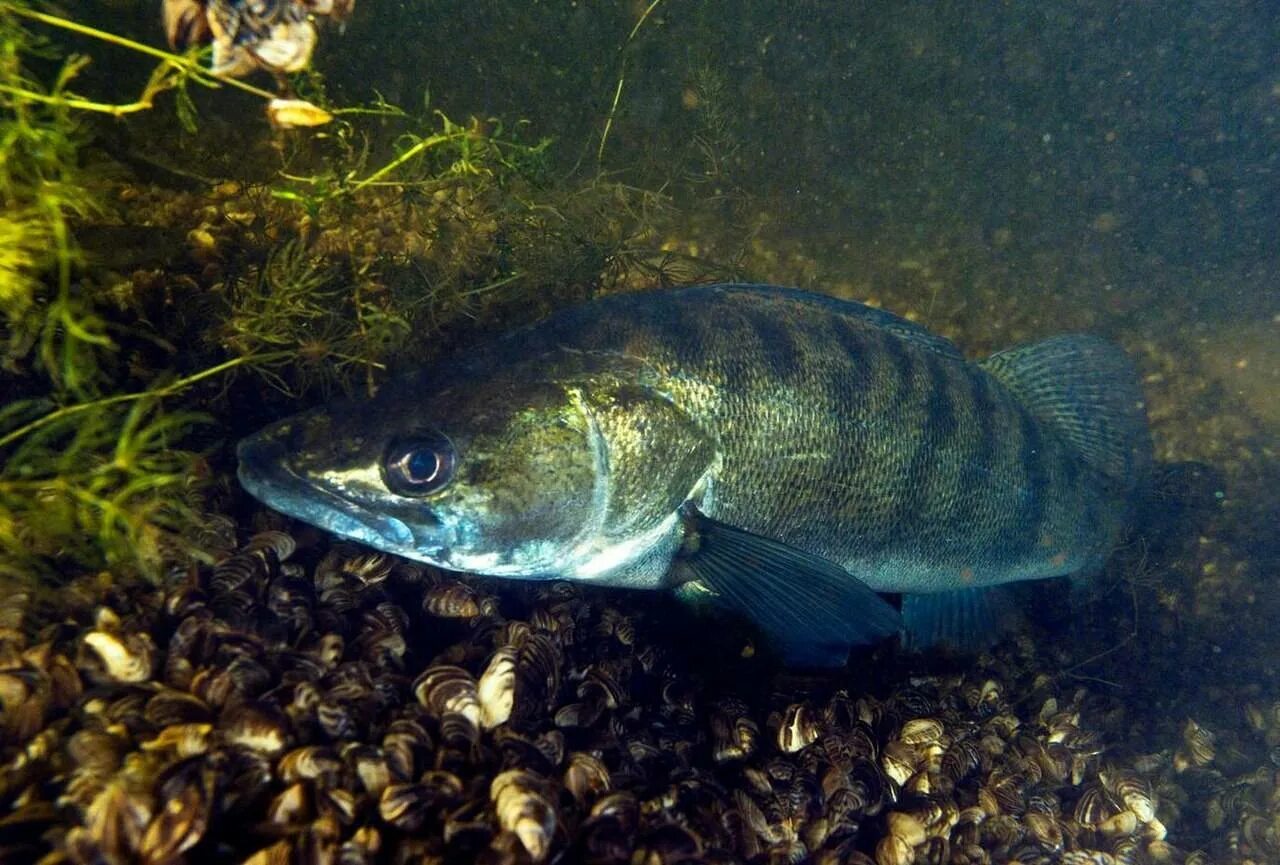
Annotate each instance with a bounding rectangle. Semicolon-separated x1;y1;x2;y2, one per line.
236;433;440;558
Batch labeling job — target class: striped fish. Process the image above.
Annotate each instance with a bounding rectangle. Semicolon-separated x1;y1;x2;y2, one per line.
237;284;1152;665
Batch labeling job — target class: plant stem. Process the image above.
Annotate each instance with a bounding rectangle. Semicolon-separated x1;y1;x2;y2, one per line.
0;352;292;451
348;132;458;193
597;0;666;164
4;4;278;102
0;82;156;116
626;0;666;44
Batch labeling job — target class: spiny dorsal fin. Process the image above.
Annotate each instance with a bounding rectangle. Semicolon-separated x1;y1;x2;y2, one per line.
980;335;1152;490
719;284;966;360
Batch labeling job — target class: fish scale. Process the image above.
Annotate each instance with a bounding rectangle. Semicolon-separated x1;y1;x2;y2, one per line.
622;289;1088;591
239;283;1151;663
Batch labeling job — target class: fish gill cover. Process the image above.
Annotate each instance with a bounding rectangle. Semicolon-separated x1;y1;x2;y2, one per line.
0;1;1275;864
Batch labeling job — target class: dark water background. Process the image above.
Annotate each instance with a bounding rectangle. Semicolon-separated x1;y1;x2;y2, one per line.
83;0;1279;303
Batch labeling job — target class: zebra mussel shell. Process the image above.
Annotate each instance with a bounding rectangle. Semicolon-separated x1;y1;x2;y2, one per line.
78;629;155;684
491;769;556;862
412;664;481;745
477;646;518;729
2;518;1251;865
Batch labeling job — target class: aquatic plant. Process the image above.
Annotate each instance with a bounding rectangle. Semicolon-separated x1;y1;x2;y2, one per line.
0;3;285;392
274;109;552;214
0;396;210;586
263;102;676;372
0;6;198;587
0;7;106;396
214;238;410;395
596;0;667;163
0;4;297;584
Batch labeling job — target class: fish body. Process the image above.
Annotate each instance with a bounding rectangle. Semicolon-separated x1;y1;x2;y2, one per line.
238;284;1151;664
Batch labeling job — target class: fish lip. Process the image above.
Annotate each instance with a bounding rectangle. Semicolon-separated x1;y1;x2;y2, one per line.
236;434;435;555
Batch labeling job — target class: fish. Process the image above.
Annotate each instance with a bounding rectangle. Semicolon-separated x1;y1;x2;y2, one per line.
237;284;1152;665
163;0;354;78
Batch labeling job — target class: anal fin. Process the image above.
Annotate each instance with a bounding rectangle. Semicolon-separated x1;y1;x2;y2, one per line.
901;586;1023;652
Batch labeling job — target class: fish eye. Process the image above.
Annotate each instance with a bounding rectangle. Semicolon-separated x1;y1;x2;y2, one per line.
382;431;456;496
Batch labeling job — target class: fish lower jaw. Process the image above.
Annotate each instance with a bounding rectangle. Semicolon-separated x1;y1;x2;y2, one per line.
301;510;440;563
430;540;570;579
238;466;444;562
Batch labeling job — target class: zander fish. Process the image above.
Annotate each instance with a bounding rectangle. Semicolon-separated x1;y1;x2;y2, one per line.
237;284;1152;665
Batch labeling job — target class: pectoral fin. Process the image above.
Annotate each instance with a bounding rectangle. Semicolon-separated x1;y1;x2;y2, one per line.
900;586;1023;652
671;504;901;667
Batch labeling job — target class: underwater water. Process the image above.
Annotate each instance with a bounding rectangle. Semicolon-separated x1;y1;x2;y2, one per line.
0;1;1276;863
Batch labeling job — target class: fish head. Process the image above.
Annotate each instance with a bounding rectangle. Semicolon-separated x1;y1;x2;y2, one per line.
236;372;607;577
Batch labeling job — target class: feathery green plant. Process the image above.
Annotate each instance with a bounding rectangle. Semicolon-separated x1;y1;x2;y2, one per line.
0;7;107;396
215;239;411;395
0;396;210;582
0;5;220;585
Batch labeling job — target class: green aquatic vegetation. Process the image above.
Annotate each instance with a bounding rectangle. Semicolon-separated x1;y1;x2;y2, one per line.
0;351;289;587
0;4;280;394
0;9;105;395
0;396;210;582
0;7;215;584
682;62;745;202
215;239;406;395
219;239;341;359
0;4;280;113
0;207;49;324
597;0;668;164
274;109;552;216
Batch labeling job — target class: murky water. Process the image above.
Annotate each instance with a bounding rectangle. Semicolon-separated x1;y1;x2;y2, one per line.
0;2;1275;863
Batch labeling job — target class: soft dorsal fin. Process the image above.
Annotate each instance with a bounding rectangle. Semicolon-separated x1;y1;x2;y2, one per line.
980;335;1151;489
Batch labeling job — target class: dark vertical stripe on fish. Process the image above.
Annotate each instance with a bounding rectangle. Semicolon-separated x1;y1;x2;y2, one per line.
825;316;881;546
827;316;873;420
935;359;975;539
961;368;1000;548
1000;403;1048;559
893;352;961;554
830;316;868;371
883;330;917;403
867;332;926;550
654;297;712;368
925;354;963;526
741;304;802;383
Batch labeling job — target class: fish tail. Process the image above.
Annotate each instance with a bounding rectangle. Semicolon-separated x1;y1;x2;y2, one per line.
980;334;1153;500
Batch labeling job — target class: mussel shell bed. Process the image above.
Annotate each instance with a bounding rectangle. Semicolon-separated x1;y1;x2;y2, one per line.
0;531;1272;865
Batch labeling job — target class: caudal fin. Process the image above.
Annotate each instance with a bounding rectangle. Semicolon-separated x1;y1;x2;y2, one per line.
980;335;1152;498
